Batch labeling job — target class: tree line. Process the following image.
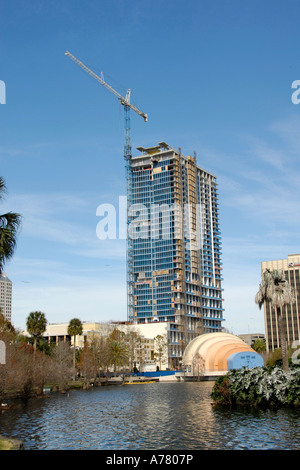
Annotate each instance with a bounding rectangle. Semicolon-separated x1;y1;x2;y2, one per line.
0;175;169;403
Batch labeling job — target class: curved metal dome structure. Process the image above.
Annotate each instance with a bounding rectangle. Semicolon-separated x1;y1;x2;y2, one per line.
182;332;264;378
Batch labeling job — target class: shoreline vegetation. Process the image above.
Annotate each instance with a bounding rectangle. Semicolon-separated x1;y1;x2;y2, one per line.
1;363;299;411
1;312;300;450
1;313;300;412
0;313;175;411
1;366;299;451
211;365;300;409
0;312;168;400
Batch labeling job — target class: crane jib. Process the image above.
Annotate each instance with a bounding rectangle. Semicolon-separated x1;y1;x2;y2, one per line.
65;51;147;122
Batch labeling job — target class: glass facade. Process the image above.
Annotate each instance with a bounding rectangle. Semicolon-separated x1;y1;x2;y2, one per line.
126;143;224;365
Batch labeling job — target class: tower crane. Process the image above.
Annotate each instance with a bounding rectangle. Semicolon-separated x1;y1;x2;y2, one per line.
65;51;148;160
65;51;147;322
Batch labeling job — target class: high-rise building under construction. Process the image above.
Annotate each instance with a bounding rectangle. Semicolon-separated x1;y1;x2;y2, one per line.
126;142;224;367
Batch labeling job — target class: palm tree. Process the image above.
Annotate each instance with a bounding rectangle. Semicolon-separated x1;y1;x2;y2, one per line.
0;177;22;274
26;311;47;352
106;328;129;376
255;269;296;371
67;318;83;378
109;340;129;376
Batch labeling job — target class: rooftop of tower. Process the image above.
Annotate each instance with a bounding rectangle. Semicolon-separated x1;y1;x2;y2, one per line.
134;141;217;178
136;141;177;155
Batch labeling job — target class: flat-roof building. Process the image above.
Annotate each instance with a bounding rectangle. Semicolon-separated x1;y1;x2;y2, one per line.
238;333;265;347
127;142;224;367
30;321;169;371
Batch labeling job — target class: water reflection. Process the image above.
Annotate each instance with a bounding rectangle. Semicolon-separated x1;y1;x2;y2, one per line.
0;382;299;450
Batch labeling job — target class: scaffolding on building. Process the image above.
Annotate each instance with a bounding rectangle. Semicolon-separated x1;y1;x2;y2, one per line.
128;142;224;367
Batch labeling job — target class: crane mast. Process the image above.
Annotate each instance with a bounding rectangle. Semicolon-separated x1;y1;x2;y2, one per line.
65;51;147;160
65;50;147;322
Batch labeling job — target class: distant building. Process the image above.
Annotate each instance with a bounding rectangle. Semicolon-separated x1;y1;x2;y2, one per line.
0;274;12;322
180;332;264;380
126;142;224;367
261;254;300;352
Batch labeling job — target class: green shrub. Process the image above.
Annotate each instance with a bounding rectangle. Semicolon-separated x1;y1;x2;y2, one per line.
211;366;300;408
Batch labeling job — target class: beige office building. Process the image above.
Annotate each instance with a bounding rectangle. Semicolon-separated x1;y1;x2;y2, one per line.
261;254;300;352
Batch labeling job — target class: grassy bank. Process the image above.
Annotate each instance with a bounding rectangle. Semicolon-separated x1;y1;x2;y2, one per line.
0;435;23;450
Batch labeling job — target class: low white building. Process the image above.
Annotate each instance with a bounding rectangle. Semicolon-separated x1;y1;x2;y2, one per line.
0;274;12;323
40;320;169;371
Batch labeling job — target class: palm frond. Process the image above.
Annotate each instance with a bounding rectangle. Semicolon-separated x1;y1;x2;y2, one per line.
0;212;22;273
0;177;7;200
255;268;296;309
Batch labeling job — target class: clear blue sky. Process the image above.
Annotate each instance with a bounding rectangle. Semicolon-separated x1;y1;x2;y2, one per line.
1;0;300;334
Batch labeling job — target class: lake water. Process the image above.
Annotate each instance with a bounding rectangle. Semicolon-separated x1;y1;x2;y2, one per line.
0;381;299;450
